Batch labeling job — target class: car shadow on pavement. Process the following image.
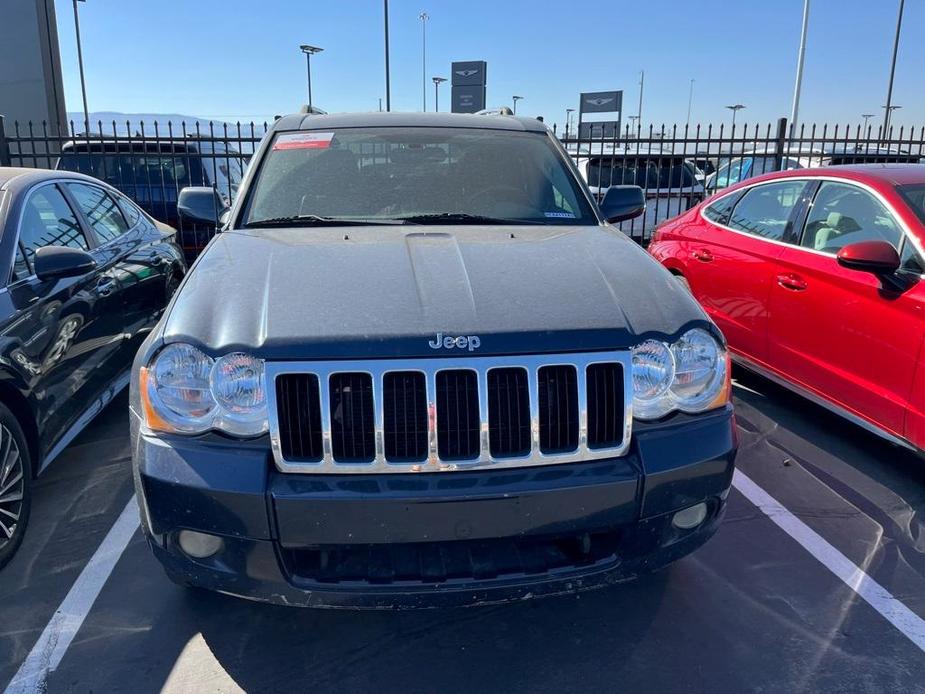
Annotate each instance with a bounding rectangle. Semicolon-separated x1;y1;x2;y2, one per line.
170;571;670;694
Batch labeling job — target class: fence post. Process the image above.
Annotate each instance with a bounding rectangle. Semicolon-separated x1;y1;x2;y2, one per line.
0;116;11;167
773;117;788;172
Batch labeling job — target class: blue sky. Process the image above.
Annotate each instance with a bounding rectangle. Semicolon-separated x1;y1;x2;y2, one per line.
55;0;923;132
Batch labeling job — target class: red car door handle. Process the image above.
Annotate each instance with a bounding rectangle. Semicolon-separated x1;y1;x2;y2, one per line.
692;249;713;262
776;273;808;291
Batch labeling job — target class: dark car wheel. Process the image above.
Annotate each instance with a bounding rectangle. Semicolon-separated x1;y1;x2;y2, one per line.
0;403;31;570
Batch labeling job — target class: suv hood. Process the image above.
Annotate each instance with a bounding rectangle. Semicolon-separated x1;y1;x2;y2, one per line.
162;226;710;359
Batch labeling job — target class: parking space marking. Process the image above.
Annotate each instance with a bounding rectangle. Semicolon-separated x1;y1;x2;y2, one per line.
733;469;925;653
4;496;140;694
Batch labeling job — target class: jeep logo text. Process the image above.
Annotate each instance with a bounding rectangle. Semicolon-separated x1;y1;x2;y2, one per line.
428;333;481;351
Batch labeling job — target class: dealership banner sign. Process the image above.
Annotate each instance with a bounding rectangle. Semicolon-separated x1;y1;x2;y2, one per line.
580;91;623;114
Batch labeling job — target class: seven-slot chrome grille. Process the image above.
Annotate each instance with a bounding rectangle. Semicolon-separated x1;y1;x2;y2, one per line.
266;351;633;473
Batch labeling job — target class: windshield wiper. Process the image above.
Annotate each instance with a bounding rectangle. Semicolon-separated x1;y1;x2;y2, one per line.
244;214;406;228
395;213;546;225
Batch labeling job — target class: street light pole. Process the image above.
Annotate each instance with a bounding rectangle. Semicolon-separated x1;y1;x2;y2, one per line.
789;0;810;137
861;113;875;132
512;96;523;114
565;108;575;138
419;11;429;112
882;105;902;139
685;79;694;131
637;70;644;128
72;0;89;132
384;0;391;111
432;76;446;112
299;45;323;110
725;104;745;154
883;0;905;136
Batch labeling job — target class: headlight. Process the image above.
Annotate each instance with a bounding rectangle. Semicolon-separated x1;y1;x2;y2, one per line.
632;328;729;421
210;352;267;436
632;340;676;420
140;344;268;437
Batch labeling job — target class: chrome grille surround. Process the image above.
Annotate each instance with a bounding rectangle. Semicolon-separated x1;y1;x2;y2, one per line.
265;351;633;474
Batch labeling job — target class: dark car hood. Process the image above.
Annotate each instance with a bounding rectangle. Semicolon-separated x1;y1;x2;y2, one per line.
162;226;712;359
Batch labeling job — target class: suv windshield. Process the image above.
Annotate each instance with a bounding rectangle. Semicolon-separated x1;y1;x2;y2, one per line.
243;127;597;226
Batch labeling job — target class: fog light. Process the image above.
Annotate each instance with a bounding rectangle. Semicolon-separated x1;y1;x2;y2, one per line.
178;530;224;559
672;502;708;530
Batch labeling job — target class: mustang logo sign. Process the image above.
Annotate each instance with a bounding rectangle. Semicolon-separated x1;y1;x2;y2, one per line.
429;333;481;351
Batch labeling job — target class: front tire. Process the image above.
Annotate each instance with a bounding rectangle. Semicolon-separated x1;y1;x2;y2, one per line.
0;403;31;570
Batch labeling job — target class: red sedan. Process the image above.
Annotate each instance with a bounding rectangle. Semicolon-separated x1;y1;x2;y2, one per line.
649;165;925;452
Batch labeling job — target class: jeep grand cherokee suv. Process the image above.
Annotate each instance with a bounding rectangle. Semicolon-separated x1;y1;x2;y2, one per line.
130;112;736;608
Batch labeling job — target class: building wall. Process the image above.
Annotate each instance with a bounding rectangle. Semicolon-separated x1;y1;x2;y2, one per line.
0;0;67;135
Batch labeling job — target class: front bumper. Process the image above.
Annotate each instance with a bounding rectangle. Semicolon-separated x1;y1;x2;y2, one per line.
132;405;736;609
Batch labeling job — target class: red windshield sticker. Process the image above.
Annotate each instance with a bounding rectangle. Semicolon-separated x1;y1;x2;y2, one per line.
273;132;335;150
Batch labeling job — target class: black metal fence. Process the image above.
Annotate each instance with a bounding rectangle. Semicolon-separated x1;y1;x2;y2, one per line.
562;117;925;243
2;116;923;255
0;116;268;262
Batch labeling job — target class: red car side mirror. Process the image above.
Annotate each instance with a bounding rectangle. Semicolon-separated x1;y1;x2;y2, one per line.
836;240;901;275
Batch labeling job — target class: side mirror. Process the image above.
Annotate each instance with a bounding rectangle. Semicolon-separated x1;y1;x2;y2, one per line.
836;240;900;275
178;187;227;226
34;246;97;281
599;185;645;224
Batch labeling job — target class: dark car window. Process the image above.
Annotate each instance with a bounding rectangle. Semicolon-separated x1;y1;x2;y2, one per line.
58;151;202;188
899;184;925;226
17;185;89;274
900;238;924;275
728;180;807;242
703;192;741;225
245;127;597;226
800;182;902;254
66;183;130;243
587;157;694;189
115;191;143;227
11;246;29;282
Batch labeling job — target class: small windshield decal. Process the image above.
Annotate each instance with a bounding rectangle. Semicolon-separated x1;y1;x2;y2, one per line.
544;211;576;218
273;132;335;150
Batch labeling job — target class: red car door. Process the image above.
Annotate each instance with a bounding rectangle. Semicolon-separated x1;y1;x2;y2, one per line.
767;179;925;439
685;179;809;365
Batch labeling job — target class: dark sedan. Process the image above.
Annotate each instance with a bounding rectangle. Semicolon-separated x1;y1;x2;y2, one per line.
0;168;185;568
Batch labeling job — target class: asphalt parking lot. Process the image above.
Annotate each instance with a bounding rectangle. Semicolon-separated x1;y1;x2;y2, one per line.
1;369;924;694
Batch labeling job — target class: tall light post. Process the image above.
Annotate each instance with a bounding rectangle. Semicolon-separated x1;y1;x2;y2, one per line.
565;108;575;138
512;95;523;114
883;0;905;137
685;78;695;131
726;104;745;155
861;113;875;132
790;0;810;137
299;44;323;110
419;11;429;112
72;0;89;131
882;105;902;138
432;76;446;112
637;70;644;128
725;104;745;131
384;0;391;111
628;115;639;134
